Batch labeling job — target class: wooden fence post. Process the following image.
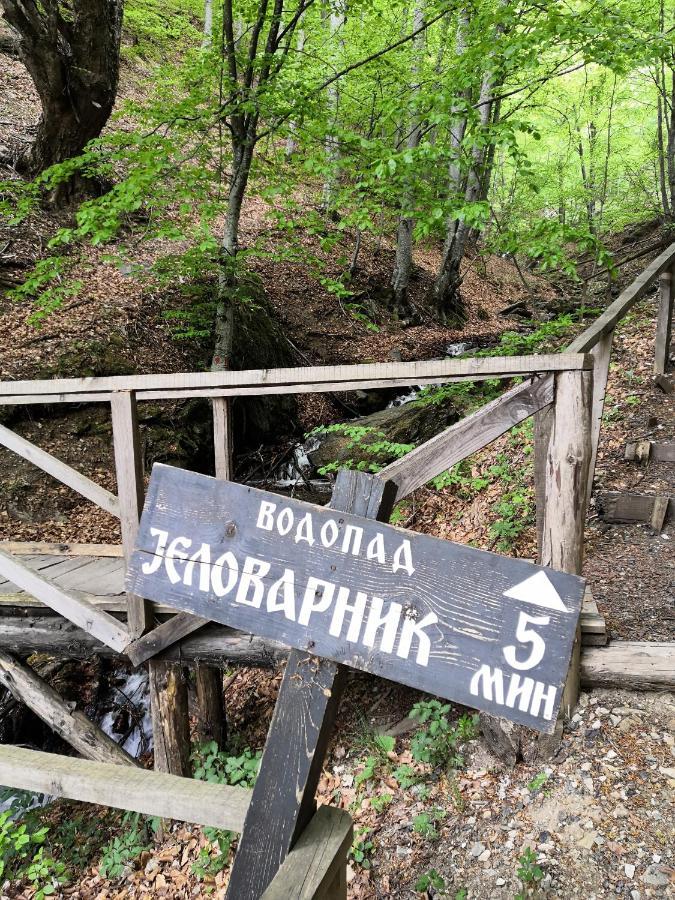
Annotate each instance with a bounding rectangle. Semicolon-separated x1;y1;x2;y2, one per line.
225;469;397;900
111;391;191;776
586;330;613;501
654;266;674;375
213;397;233;480
540;369;593;720
534;405;553;562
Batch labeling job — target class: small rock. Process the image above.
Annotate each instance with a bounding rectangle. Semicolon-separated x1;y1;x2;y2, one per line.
642;865;669;887
658;766;675;779
591;720;602;730
624;863;636;879
470;842;486;858
396;845;411;858
495;878;506;886
630;891;640;900
479;849;491;863
581;762;592;772
610;715;622;726
612;804;629;818
577;831;599;849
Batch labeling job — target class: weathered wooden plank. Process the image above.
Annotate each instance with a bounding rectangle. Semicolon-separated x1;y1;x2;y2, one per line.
581;642;675;691
380;375;554;500
127;464;585;732
0;354;592;398
587;330;613;499
213;397;233;480
0;542;124;558
226;469;397;900
0;745;251;830
0;549;129;652
597;492;675;524
654;266;674;375
540;370;593;719
650;496;670;532
0;423;120;517
624;441;675;463
534;404;554;561
0;651;137;766
261;806;353;900
111;391;152;639
56;558;123;592
567;242;675;353
125;612;209;666
0;617;286;665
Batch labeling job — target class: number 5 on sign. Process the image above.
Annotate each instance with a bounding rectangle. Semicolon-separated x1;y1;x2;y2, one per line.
503;612;550;671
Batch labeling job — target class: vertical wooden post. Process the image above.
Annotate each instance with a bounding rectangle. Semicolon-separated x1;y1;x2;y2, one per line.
541;369;593;719
586;329;613;502
111;391;191;776
534;405;553;563
225;470;397;900
654;266;674;375
111;391;151;639
213;397;233;480
194;664;226;750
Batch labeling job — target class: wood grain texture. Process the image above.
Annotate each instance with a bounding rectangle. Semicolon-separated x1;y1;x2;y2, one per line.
0;651;137;766
0;617;286;665
581;642;675;690
0;745;251;830
213;397;233;480
534;404;554;562
195;664;227;750
587;330;613;500
125;612;209;666
111;391;152;639
128;464;585;732
148;660;191;776
624;441;675;463
260;806;353;900
226;469;396;900
597;492;675;524
567;242;675;353
0;549;129;651
0;354;592;398
0;542;124;557
380;375;554;499
654;267;674;375
0;423;120;517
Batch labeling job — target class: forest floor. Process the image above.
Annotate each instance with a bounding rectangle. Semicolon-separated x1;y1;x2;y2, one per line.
0;40;674;900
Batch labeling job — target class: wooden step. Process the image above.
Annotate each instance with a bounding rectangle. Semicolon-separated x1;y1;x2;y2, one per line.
581;641;675;691
580;586;607;646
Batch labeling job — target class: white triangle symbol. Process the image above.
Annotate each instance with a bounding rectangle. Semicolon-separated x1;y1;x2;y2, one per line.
503;571;569;613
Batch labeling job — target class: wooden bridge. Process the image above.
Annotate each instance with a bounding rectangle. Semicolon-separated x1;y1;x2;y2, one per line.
0;244;673;897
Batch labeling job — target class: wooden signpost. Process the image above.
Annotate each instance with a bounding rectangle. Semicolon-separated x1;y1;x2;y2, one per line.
127;464;585;734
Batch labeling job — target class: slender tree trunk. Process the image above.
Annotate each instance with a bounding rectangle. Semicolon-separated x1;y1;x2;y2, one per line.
1;0;122;190
203;0;214;48
390;1;426;315
285;29;305;156
322;1;345;212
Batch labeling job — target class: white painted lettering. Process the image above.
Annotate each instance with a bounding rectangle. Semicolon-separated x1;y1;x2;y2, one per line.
391;539;415;576
256;500;276;530
183;542;212;591
276;507;294;536
396;611;438;666
503;612;549;671
234;556;271;608
165;536;192;584
267;568;296;621
505;673;535;712
365;533;386;564
469;665;505;705
298;577;336;625
294;513;315;546
362;596;402;654
341;524;363;556
211;551;238;597
320;519;339;548
329;588;367;642
142;528;169;575
530;681;557;720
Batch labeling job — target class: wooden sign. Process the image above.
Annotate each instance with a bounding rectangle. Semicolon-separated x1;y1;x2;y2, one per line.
127;464;585;733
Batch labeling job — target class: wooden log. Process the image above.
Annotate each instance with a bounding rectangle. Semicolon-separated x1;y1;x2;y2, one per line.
0;423;120;518
148;660;191;777
225;469;397;900
597;492;675;524
261;806;353;900
0;745;251;831
654;265;674;375
194;664;226;750
567;242;675;353
581;642;675;691
0;651;137;766
587;330;613;499
0;354;593;399
0;549;129;652
0;617;287;665
534;404;553;561
380;375;554;500
0;542;124;558
624;441;675;463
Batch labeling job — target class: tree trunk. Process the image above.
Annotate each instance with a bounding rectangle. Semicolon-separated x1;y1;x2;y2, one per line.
1;0;123;189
